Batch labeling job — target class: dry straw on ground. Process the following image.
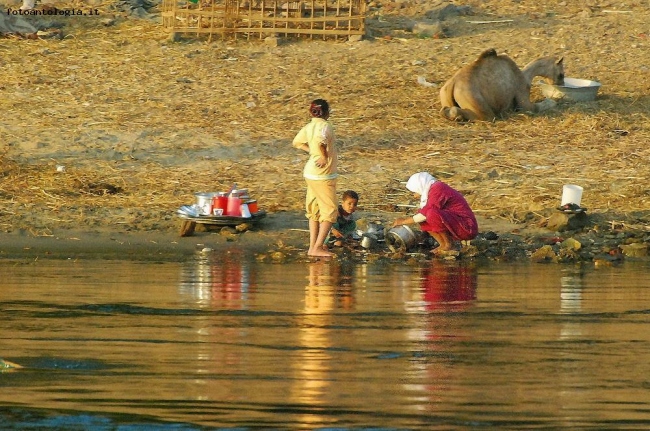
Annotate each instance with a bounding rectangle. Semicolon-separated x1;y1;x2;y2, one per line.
0;0;649;236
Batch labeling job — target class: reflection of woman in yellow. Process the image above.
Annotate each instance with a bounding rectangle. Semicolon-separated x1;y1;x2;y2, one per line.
291;261;339;427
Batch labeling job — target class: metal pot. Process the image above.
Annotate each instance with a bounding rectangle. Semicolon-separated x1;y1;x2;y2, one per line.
230;188;250;200
386;225;418;252
361;233;378;249
195;192;217;215
366;222;385;240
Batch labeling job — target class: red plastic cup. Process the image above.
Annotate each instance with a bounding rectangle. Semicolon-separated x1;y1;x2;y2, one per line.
226;197;242;216
246;200;258;214
212;193;228;213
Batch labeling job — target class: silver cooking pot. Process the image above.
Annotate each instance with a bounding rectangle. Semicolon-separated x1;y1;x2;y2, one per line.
194;192;217;215
360;233;378;249
386;225;418;252
366;222;385;240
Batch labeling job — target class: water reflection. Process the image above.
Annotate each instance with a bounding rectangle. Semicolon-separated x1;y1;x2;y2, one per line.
178;250;254;309
560;274;583;339
292;261;355;427
560;275;583;313
420;262;478;310
3;259;650;429
176;251;259;407
404;262;478;411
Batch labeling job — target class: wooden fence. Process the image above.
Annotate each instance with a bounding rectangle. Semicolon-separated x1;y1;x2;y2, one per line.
161;0;367;40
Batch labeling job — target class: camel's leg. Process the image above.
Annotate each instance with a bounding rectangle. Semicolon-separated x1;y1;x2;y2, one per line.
534;98;557;112
439;82;489;122
439;81;455;108
514;89;557;114
439;82;462;120
440;106;463;121
516;80;557;115
513;95;536;113
453;91;497;121
441;106;481;122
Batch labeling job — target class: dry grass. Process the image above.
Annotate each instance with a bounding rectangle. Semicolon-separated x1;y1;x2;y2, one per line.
1;0;649;235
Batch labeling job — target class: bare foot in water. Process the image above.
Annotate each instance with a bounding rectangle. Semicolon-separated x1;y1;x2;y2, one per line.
430;241;460;256
430;246;451;256
308;247;334;258
431;244;460;257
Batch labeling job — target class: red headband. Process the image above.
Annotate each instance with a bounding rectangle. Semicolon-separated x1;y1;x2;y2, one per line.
310;102;326;118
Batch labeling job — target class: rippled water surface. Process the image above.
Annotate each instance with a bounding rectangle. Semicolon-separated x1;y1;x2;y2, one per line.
2;254;650;430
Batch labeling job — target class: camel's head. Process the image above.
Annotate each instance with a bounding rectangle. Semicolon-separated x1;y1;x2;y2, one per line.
552;57;565;86
523;55;565;86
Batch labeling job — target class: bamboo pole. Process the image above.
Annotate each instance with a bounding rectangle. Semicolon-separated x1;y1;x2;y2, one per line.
247;0;252;40
310;0;314;39
335;0;340;40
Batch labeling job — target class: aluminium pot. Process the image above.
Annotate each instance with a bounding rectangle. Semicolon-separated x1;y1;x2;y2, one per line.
361;233;378;249
386;225;418;252
366;222;385;240
195;192;217;216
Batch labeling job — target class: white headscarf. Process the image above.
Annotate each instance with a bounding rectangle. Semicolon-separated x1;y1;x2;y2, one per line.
406;172;437;208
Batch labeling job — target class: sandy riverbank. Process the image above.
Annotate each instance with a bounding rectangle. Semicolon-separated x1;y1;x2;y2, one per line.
1;208;647;267
1;0;649;264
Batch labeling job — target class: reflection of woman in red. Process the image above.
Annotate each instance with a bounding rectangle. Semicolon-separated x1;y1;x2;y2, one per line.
403;262;477;404
420;262;477;310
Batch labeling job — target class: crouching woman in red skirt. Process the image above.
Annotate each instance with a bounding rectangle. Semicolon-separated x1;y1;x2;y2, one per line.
392;172;478;255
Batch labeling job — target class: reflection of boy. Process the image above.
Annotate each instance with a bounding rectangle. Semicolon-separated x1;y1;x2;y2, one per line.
326;190;359;247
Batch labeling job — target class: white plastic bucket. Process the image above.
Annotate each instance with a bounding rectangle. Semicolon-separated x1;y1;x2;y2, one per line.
561;184;583;206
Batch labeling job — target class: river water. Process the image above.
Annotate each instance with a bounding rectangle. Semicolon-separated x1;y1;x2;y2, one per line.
2;252;650;430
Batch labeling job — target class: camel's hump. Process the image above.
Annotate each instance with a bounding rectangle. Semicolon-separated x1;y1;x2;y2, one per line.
478;48;498;60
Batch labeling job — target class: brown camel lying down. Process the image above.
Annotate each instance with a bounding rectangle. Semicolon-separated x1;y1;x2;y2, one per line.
439;48;565;122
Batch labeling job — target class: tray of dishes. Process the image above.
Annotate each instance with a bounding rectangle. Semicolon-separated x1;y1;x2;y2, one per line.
177;206;266;226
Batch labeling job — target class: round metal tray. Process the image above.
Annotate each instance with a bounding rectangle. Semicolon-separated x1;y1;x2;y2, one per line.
177;210;267;226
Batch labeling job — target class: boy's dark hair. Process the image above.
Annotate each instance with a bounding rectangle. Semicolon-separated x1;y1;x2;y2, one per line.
310;99;330;118
342;190;359;201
